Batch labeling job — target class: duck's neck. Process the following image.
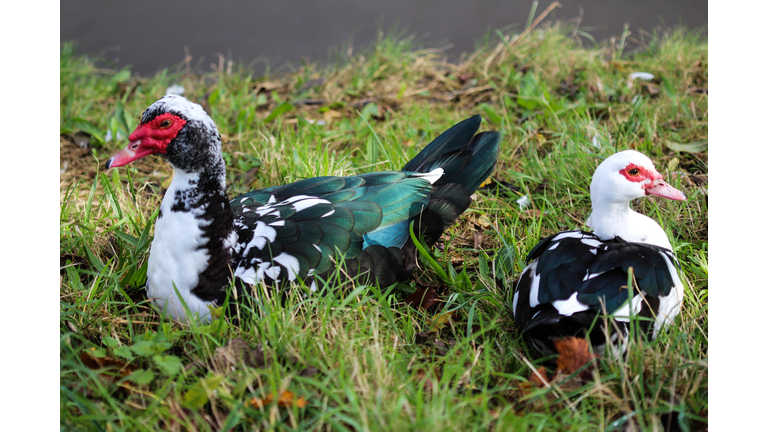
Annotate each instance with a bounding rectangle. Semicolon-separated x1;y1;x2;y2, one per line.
147;159;235;319
588;198;672;250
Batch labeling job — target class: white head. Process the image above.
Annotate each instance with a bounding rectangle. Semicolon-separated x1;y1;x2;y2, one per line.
590;150;686;208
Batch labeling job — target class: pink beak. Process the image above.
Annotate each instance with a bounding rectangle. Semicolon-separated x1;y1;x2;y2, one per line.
105;139;155;169
646;180;687;201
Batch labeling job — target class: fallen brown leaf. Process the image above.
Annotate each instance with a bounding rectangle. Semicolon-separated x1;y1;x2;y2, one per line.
405;286;442;310
253;81;284;93
432;339;452;356
234;166;260;187
414;331;437;345
80;349;135;377
210;337;269;373
528;366;550;388
520;209;543;220
298;366;320;378
554;337;596;379
473;231;485;250
250;390;307;409
322;109;342;124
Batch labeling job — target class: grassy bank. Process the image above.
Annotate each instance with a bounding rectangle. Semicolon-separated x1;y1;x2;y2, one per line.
60;18;708;431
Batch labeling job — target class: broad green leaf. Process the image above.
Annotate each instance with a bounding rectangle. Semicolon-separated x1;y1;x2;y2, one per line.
89;347;107;358
183;375;225;409
665;140;708;153
114;345;135;361
153;355;183;376
130;340;172;357
102;336;119;348
128;369;155;385
183;387;209;410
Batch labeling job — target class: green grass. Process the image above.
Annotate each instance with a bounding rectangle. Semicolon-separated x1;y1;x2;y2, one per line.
60;19;707;431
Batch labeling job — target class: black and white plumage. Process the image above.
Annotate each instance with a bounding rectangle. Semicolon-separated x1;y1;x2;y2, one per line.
512;150;687;357
106;95;500;322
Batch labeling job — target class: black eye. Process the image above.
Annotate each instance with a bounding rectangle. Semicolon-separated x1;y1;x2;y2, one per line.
628;168;639;176
160;119;172;129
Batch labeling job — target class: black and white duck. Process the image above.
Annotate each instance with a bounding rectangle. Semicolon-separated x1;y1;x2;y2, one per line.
512;150;687;357
106;95;500;322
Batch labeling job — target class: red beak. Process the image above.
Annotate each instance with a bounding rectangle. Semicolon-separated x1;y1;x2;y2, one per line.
105;139;156;169
646;179;687;201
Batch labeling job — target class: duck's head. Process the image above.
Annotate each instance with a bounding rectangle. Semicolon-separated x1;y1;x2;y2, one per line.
106;95;221;173
590;150;687;207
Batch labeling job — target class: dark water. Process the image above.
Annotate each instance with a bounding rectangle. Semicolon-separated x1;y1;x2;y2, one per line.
61;0;706;76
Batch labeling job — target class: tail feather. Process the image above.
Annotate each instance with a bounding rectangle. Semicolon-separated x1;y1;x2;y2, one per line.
336;115;501;288
402;115;482;173
398;116;500;254
403;117;500;196
439;131;501;194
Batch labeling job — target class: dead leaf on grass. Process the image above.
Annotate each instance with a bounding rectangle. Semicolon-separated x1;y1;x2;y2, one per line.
554;337;596;379
253;81;283;94
527;366;550;389
80;349;136;377
426;310;455;330
298;366;320;378
412;367;441;393
473;231;485;250
250;390;307;409
414;331;437;345
432;339;452;356
210;337;269;373
519;209;543;220
234;166;260;187
322;109;342;124
405;286;442;310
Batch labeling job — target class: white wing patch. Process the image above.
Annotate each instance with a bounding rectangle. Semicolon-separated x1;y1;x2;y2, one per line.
527;263;541;309
654;252;684;336
579;238;603;248
241;221;277;257
552;292;589;316
552;231;588;242
234;265;257;283
612;294;645;322
233;194;332;287
412;168;444;184
512;290;520;316
292;197;330;212
583;270;606;281
273;253;301;281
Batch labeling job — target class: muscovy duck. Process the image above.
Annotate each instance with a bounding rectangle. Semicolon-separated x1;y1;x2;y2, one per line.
512;150;687;358
106;95;500;322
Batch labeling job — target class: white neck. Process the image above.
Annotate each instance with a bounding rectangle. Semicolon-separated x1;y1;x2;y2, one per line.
588;199;673;250
146;170;216;322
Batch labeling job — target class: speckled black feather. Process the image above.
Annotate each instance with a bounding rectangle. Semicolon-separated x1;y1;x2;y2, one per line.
227;117;499;291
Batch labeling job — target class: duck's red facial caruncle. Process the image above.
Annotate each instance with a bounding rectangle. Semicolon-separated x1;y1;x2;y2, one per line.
619;163;686;201
106;113;187;169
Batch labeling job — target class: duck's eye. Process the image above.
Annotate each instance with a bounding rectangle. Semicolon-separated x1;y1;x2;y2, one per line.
628;168;639;176
159;119;172;129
